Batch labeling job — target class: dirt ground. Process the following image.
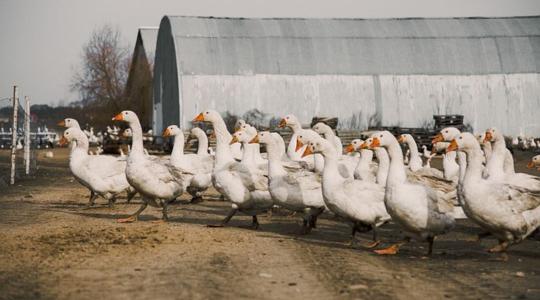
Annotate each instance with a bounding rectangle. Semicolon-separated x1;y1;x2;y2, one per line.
1;148;539;300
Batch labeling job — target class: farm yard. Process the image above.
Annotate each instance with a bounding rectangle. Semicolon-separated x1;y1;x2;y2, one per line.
2;1;540;300
1;148;539;300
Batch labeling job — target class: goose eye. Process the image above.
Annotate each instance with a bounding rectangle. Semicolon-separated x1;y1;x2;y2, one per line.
286;117;289;119
205;112;209;115
459;137;463;140
379;134;383;138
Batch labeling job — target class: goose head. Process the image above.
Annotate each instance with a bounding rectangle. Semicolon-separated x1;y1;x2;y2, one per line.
58;118;79;129
59;128;82;146
345;139;363;153
397;134;409;144
361;138;375;150
295;130;321;152
433;127;461;144
163;125;182;137
367;131;397;150
312;122;331;135
527;155;540;169
193;110;221;123
230;130;250;145
446;132;480;154
112;110;139;124
302;138;333;158
484;127;502;143
234;119;246;132
278;114;300;129
250;131;272;145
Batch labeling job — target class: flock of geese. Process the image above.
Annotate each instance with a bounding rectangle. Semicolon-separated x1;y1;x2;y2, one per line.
57;110;540;257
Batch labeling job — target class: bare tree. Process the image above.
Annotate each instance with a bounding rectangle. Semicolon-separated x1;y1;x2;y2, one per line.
71;25;130;110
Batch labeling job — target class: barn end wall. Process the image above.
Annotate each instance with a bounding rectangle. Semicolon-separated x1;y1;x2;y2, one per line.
177;73;540;136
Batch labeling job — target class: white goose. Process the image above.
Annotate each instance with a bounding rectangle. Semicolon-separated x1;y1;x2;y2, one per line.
113;111;191;223
190;127;212;156
345;139;376;182
163;125;213;203
398;134;423;171
60;127;136;207
312;122;343;154
194;110;273;229
251;131;325;233
303;138;390;247
58;118;136;204
421;145;435;168
236;123;267;165
448;133;540;253
368;131;456;255
432;127;467;184
280;116;325;173
484;128;518;181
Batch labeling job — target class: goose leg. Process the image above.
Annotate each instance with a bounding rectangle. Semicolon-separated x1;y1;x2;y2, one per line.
207;208;238;227
151;200;169;223
488;240;509;253
126;190;137;203
349;224;358;247
108;196;115;208
426;236;435;255
117;202;148;223
86;191;97;208
300;215;312;235
251;216;260;230
362;226;381;249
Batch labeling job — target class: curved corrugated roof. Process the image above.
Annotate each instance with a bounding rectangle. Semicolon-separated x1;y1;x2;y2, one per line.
159;15;540;75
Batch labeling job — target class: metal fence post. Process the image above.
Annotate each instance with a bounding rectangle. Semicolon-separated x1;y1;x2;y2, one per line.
10;85;19;185
24;96;30;175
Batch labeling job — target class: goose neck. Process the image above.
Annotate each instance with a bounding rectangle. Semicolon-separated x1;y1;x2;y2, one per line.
129;120;145;155
212;119;234;165
196;134;208;155
171;133;185;161
386;142;407;185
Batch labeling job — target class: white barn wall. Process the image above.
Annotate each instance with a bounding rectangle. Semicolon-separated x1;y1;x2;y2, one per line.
179;73;540;136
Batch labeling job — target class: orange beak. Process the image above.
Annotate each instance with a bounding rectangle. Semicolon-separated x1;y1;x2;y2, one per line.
446;139;458;152
483;131;493;143
162;128;171;137
527;161;535;169
59;136;68;146
249;135;259;144
345;144;355;153
295;137;304;152
360;141;369;149
369;137;380;149
57;120;66;127
278;118;287;128
432;133;444;144
193;113;205;122
229;135;239;145
301;145;313;158
397;135;406;144
112;113;124;121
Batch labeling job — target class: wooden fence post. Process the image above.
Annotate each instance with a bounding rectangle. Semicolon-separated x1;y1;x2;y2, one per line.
10;85;19;185
24;96;30;175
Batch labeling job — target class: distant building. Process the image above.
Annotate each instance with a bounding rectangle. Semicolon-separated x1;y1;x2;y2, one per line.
125;27;158;130
152;16;540;136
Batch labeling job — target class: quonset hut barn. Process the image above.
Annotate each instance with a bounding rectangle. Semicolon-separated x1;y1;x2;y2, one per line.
125;27;158;130
152;16;540;136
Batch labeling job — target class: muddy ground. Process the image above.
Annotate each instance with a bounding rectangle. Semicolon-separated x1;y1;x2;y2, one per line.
0;148;539;300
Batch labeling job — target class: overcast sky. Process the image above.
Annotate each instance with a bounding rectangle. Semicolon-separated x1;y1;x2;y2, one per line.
1;0;539;106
